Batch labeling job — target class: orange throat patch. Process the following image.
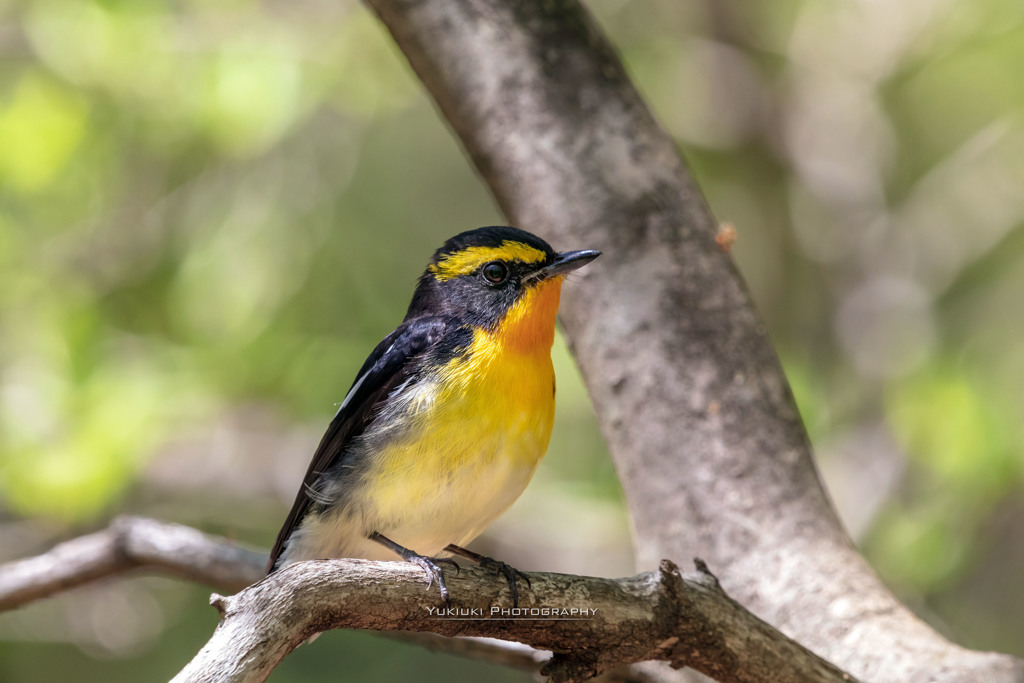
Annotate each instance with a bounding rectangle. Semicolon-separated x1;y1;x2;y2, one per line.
492;277;564;354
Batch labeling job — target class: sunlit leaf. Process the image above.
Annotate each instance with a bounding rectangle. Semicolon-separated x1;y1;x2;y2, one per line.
0;75;88;192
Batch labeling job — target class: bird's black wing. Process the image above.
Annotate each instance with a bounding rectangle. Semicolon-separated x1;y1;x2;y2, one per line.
266;316;452;573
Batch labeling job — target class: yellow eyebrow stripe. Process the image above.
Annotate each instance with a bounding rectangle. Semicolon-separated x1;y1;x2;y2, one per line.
429;241;548;281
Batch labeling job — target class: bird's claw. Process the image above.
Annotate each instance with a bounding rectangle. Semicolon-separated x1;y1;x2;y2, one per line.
408;555;459;604
477;556;530;607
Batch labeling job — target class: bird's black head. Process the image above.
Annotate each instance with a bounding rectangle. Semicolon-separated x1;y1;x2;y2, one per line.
404;226;599;329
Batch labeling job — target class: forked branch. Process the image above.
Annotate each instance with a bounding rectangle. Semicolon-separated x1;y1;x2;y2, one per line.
1;516;854;682
171;556;854;683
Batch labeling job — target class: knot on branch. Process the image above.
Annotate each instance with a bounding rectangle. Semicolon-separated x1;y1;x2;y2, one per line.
650;560;694;670
693;557;722;590
656;559;685;601
109;515;138;561
651;558;738;674
541;650;599;683
210;593;229;616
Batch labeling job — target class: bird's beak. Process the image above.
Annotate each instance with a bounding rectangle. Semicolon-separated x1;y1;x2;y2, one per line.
527;249;601;282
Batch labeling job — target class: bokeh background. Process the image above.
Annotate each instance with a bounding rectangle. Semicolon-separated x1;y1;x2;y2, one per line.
2;0;1023;680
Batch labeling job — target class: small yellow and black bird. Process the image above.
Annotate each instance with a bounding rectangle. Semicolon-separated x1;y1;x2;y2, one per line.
267;226;599;604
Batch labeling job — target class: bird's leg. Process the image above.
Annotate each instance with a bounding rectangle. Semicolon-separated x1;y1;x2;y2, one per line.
443;544;530;607
370;532;459;604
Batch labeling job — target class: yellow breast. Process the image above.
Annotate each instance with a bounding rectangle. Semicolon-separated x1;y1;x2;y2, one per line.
434;277;563;463
360;278;564;552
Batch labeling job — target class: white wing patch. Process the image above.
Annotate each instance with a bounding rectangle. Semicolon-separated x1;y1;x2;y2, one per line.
334;341;396;418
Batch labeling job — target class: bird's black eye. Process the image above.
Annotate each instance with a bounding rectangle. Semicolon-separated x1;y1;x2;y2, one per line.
481;261;509;284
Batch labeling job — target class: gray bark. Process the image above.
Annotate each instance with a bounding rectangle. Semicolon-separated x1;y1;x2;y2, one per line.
171;557;855;683
364;1;1024;681
0;517;856;682
0;517;546;674
0;516;264;611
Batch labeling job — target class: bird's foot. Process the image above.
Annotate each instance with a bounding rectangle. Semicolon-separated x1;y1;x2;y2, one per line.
405;554;460;604
479;556;530;608
444;544;530;607
370;532;460;604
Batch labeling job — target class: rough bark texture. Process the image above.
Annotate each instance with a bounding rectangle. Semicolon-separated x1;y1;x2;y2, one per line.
364;1;1024;681
2;517;855;681
0;517;553;674
172;557;855;683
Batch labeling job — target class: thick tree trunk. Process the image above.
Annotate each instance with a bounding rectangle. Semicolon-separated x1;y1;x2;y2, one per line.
365;1;1024;681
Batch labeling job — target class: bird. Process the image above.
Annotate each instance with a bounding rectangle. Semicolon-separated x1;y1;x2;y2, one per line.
266;226;600;605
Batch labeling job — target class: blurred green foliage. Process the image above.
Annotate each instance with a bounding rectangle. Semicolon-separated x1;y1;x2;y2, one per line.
1;0;1023;678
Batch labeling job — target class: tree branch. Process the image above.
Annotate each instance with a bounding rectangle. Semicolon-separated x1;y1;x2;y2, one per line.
3;516;854;681
0;516;265;612
0;516;549;673
172;556;856;683
362;1;1022;681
